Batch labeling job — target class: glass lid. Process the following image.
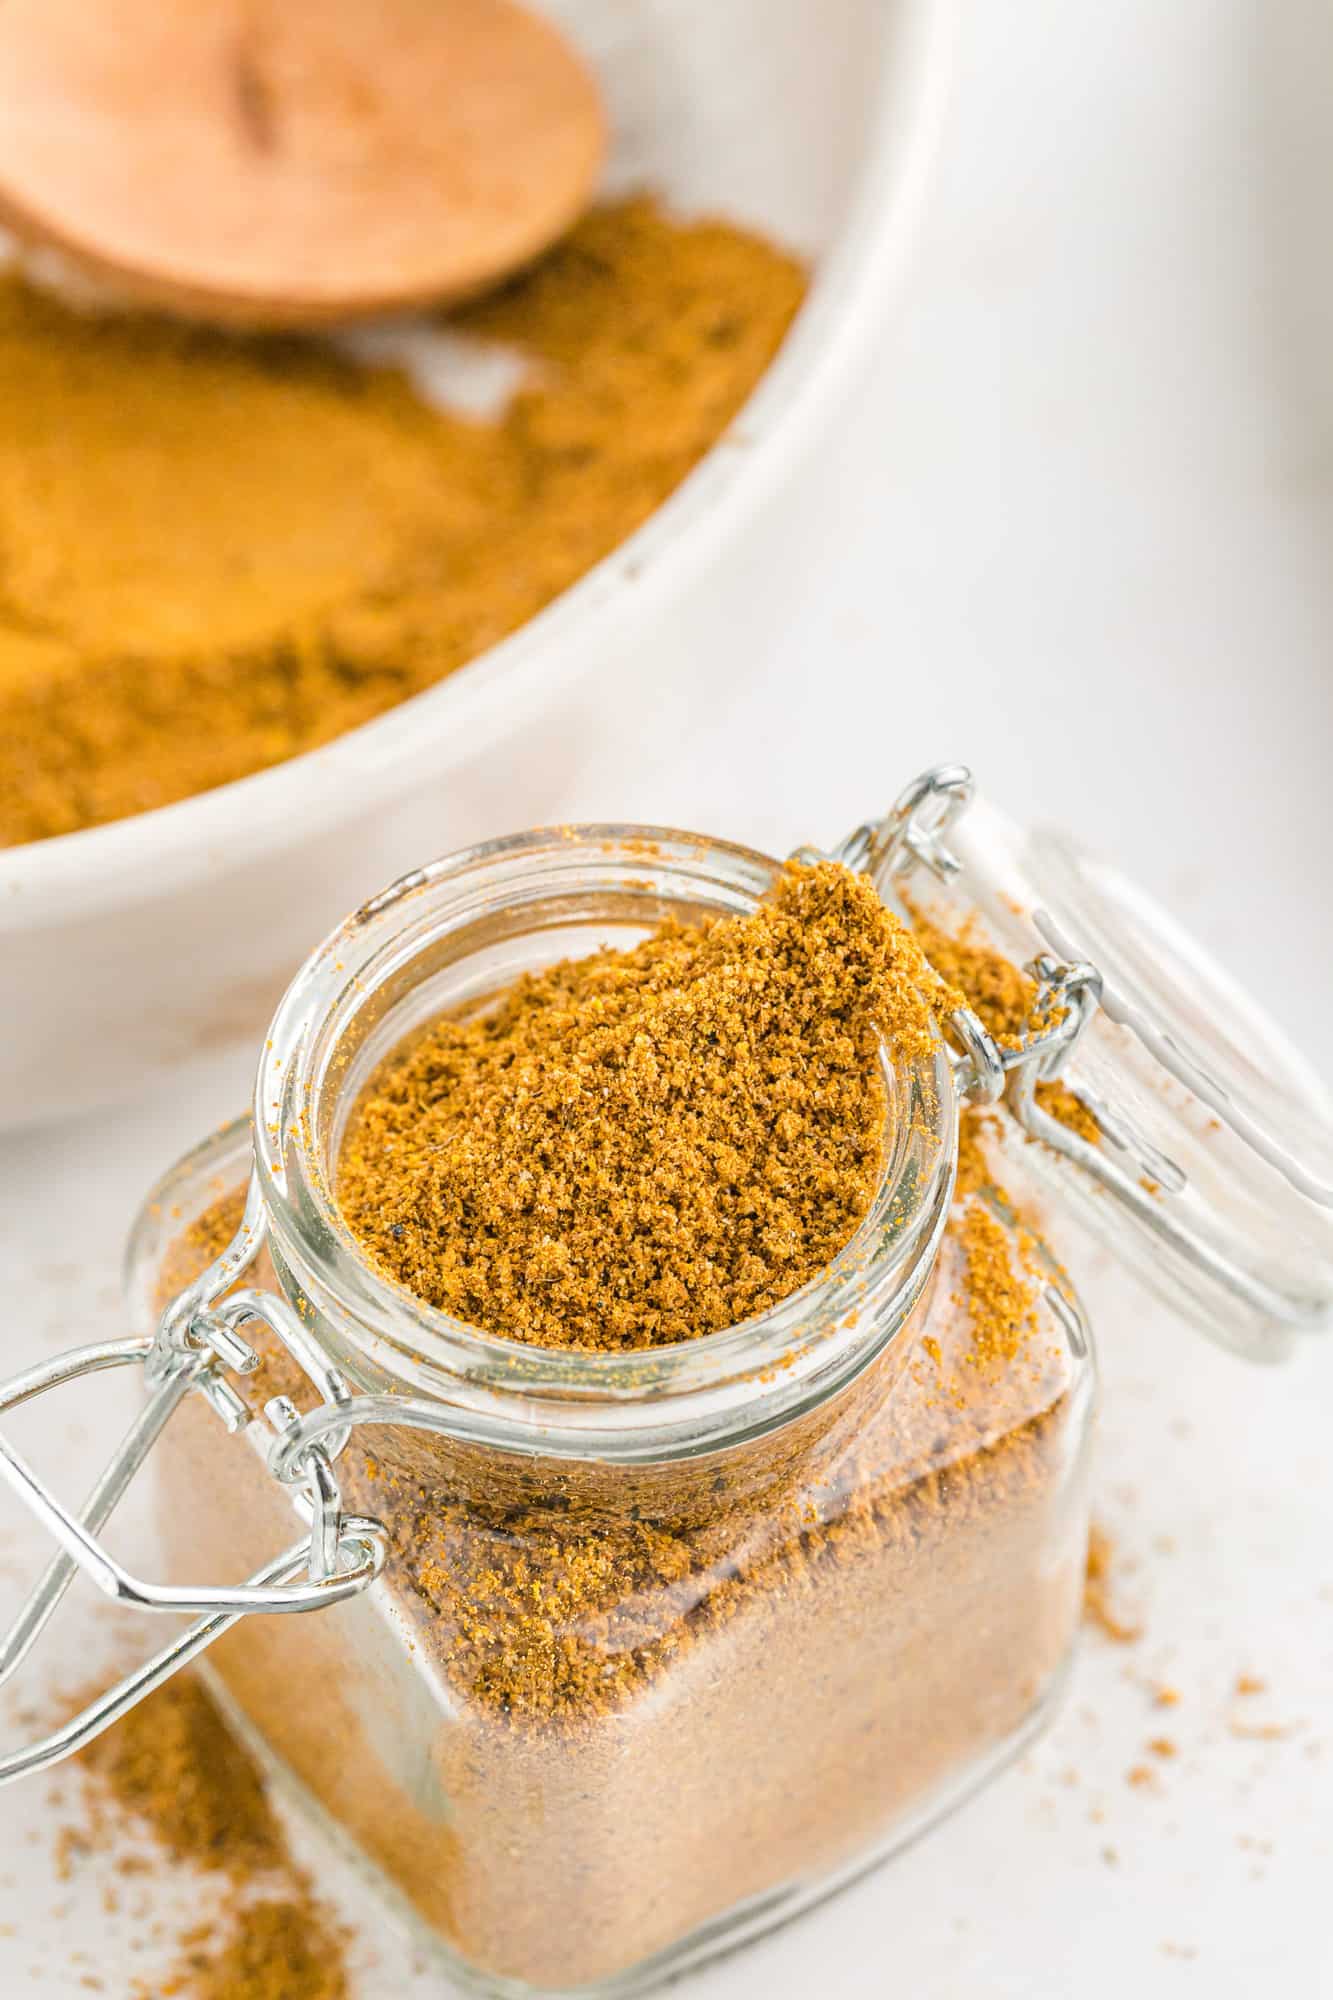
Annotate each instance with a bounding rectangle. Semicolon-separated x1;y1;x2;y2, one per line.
853;766;1333;1363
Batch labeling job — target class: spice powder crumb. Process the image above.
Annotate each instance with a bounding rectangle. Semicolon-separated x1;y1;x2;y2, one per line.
955;1203;1038;1368
1083;1523;1143;1644
152;1896;349;2000
72;1669;285;1877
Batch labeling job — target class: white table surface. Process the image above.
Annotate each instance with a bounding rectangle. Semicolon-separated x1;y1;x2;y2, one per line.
2;0;1331;1991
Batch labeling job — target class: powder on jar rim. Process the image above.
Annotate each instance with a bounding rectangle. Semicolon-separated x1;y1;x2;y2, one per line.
338;860;955;1351
955;1201;1038;1369
0;197;806;848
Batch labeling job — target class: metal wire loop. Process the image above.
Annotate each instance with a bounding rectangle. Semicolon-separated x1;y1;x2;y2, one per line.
0;1185;389;1787
864;764;976;886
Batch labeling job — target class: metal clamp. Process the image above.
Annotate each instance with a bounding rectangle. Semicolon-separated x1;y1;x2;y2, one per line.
836;769;1103;1111
0;1178;633;1785
0;1210;388;1786
838;764;975;886
849;766;1329;1335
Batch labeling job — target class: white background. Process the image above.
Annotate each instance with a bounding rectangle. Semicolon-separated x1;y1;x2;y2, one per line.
2;0;1331;1991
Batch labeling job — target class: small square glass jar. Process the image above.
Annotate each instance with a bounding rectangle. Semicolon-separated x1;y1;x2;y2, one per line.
127;821;1094;1993
4;768;1328;1997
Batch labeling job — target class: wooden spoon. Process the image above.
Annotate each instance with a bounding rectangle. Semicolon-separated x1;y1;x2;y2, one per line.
0;0;606;327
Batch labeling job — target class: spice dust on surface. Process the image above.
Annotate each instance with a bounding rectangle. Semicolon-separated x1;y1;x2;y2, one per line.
905;901;1103;1146
57;1672;351;2000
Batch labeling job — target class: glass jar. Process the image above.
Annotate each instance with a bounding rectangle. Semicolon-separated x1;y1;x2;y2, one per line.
1;766;1328;1998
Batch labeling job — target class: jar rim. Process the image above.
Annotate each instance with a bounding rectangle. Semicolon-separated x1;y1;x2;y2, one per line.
252;823;957;1457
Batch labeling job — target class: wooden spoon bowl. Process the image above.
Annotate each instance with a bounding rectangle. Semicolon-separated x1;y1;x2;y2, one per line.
0;0;606;327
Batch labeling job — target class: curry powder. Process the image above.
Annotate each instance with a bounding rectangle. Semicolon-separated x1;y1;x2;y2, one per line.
338;860;951;1350
0;198;805;847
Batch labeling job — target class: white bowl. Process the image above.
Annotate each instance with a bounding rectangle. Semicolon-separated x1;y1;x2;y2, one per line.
0;0;954;1128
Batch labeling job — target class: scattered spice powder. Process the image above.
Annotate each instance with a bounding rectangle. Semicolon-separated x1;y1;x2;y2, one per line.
60;1673;351;2000
74;1670;284;1876
339;860;951;1349
0;197;806;846
162;1897;348;2000
1229;1719;1302;1743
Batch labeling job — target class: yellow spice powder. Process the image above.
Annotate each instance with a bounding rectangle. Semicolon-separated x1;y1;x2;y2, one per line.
0;197;806;847
338;861;952;1351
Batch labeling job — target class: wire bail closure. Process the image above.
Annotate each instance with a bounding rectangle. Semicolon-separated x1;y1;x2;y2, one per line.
834;764;1103;1110
843;766;1333;1338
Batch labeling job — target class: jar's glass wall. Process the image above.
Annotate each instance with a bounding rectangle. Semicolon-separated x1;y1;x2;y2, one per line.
132;1123;1094;1996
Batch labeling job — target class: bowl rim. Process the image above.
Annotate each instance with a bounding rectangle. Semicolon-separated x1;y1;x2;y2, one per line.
0;0;957;927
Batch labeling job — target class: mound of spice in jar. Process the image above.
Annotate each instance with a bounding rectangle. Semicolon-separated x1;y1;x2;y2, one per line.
337;861;947;1347
149;860;1091;1991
